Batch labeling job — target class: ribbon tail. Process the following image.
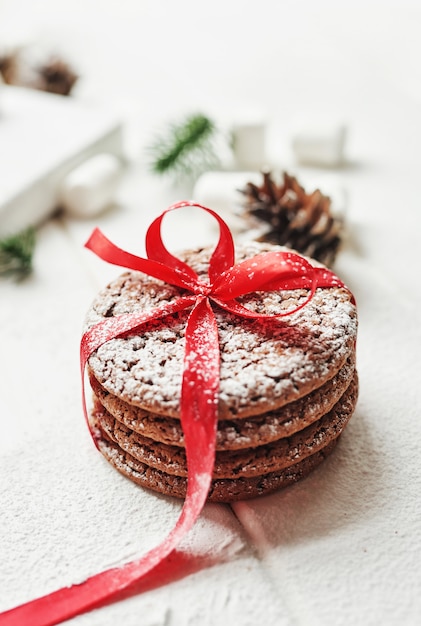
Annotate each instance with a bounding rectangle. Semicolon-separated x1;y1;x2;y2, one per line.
0;300;219;626
181;296;220;476
0;480;210;626
80;296;197;446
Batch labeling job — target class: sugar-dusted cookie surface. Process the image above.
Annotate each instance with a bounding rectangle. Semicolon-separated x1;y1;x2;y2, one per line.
85;243;357;419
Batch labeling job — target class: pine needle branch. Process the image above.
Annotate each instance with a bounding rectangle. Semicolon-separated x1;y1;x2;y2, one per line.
0;228;36;280
148;113;219;180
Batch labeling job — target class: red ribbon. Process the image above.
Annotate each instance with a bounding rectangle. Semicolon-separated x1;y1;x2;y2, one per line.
0;201;349;626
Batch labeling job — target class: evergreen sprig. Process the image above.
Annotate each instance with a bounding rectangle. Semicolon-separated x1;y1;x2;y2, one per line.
148;113;219;180
0;227;36;280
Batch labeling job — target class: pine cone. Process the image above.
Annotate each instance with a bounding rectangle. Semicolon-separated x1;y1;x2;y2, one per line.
0;51;19;84
36;57;78;96
240;171;343;267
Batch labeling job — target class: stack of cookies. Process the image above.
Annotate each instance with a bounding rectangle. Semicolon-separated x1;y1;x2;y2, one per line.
85;242;358;502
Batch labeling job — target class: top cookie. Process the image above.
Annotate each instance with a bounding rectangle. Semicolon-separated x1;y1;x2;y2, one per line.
85;242;357;419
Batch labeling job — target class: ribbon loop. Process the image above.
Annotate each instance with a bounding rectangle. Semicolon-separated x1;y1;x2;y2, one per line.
211;251;316;300
146;201;235;285
182;296;219;475
85;228;199;292
145;205;201;281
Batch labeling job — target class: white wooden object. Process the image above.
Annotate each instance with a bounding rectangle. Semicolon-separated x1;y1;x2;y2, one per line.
0;85;124;236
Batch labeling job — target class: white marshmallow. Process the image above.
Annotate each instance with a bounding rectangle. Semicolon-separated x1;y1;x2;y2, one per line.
231;116;267;170
291;119;347;167
60;153;123;218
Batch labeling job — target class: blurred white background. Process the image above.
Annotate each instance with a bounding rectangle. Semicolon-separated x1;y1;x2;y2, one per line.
1;0;420;164
1;4;421;625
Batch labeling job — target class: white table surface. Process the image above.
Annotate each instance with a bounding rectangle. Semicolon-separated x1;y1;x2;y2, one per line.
1;2;421;625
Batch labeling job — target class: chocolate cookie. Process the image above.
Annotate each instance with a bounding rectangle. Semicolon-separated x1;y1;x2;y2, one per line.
84;241;358;502
93;373;357;480
89;355;356;450
92;423;340;503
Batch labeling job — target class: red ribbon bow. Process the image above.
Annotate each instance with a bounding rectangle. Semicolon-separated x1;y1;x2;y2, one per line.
0;202;349;626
